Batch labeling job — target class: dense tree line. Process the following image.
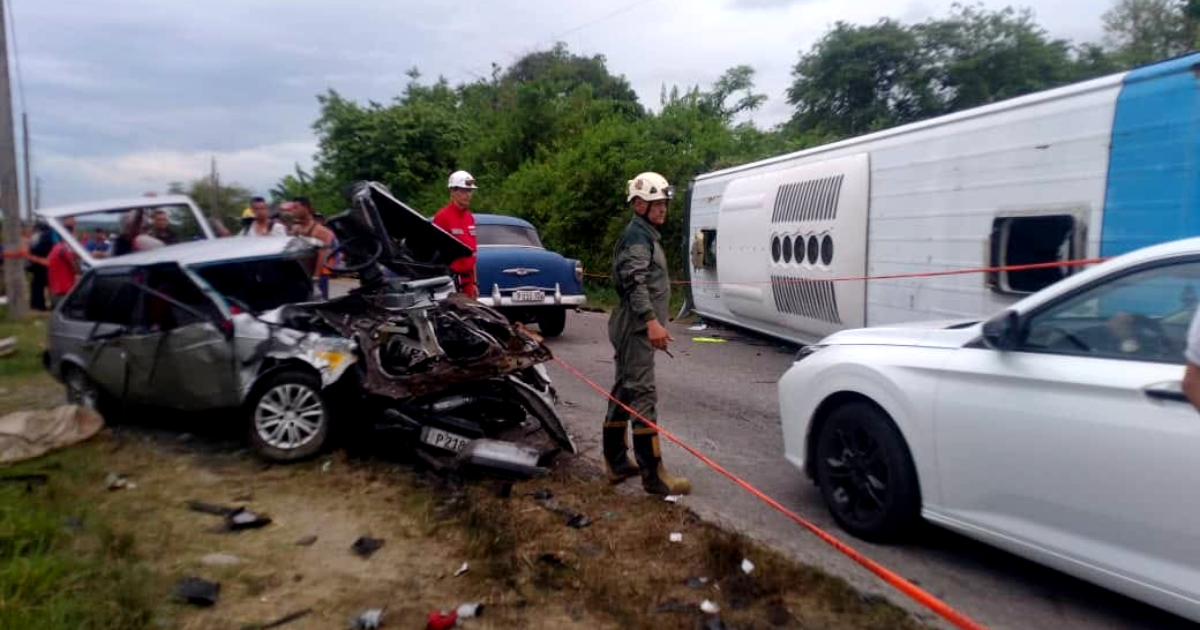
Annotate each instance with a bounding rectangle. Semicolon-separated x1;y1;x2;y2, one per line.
265;1;1195;276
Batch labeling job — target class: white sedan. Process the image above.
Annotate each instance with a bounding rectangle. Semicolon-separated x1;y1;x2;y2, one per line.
779;237;1200;622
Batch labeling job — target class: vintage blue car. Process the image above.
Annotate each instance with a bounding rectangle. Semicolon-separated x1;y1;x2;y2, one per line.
474;214;585;337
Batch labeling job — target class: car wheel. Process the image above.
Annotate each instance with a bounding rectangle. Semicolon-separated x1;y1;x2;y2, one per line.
814;402;920;542
538;308;567;337
246;370;329;462
63;366;117;423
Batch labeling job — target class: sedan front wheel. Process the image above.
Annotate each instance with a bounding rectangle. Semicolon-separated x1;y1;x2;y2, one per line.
814;402;921;542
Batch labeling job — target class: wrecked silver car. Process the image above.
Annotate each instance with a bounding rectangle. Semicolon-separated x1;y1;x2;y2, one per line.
41;186;575;475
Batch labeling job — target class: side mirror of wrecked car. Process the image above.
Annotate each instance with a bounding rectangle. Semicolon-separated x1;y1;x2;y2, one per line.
981;310;1021;351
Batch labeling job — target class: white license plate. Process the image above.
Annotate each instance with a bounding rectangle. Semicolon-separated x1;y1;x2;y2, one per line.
512;290;545;303
421;427;472;453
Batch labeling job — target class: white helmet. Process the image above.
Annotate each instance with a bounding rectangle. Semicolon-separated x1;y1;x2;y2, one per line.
448;170;478;190
626;172;673;203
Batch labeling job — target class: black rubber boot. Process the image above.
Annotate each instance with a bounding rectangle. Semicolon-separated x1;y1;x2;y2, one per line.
603;421;639;483
632;431;691;496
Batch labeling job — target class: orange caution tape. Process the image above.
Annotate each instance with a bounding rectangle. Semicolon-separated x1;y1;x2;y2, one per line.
553;356;989;630
585;257;1108;286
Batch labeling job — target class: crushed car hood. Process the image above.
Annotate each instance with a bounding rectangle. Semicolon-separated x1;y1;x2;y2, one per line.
340;181;472;276
819;319;982;349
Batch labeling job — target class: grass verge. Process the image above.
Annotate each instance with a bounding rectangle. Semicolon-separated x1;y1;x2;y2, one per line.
0;446;163;630
0;308;50;379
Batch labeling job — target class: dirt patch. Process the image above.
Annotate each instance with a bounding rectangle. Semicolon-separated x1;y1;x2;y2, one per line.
46;430;624;630
455;458;932;630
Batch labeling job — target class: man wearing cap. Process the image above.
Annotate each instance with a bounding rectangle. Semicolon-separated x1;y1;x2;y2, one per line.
432;170;480;298
602;171;691;496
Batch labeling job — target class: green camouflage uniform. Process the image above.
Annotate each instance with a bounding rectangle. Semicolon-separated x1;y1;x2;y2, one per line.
603;211;690;495
607;213;670;431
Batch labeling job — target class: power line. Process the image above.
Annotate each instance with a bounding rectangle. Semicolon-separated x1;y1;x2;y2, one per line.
546;0;655;44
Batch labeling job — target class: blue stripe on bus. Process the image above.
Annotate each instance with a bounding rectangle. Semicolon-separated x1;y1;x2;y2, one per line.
1101;53;1200;258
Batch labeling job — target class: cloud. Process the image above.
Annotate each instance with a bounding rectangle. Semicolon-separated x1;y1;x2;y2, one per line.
38;141;317;205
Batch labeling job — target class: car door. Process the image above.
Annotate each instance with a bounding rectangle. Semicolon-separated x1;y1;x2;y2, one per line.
134;264;239;410
932;256;1200;601
68;269;144;399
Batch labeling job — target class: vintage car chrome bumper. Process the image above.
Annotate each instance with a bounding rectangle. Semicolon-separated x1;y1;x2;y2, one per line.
478;282;587;308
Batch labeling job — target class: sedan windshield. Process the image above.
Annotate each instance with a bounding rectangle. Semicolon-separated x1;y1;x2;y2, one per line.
477;224;542;248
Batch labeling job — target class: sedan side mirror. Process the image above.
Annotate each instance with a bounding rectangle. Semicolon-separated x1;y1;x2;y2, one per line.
982;310;1021;351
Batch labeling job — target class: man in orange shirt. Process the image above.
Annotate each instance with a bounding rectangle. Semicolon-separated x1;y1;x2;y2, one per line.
432;170;479;298
290;197;335;299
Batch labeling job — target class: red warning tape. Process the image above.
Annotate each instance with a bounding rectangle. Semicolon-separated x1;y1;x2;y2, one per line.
552;356;989;630
585;256;1109;286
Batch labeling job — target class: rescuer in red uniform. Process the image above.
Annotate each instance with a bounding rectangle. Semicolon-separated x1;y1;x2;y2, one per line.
432;170;479;298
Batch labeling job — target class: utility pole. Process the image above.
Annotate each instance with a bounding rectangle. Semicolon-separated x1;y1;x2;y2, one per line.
0;0;26;319
21;113;30;221
210;156;220;218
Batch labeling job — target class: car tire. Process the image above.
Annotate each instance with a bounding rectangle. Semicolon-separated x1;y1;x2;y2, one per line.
814;402;921;542
62;365;119;424
245;370;330;462
538;308;567;337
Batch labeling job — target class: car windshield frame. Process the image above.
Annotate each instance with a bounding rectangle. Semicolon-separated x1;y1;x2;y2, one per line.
477;223;543;248
39;199;217;267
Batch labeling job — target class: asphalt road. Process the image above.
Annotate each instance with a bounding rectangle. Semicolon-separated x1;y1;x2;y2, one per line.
540;309;1196;630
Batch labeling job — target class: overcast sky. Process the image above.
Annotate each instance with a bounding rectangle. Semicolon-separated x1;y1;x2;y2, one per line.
13;0;1111;208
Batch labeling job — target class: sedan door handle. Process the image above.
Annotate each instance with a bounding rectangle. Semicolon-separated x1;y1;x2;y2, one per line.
1144;384;1188;403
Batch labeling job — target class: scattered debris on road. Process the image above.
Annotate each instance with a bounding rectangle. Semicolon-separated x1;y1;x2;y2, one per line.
225;507;272;531
174;577;220;607
351;536;385;558
1;472;49;491
425;610;456;630
351;607;386;629
105;472;135;490
452;561;470;577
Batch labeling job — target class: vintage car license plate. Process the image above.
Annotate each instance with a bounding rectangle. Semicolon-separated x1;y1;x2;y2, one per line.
513;290;545;303
421;427;472;452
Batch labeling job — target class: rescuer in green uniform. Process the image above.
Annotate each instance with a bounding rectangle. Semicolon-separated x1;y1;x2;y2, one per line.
602;171;691;496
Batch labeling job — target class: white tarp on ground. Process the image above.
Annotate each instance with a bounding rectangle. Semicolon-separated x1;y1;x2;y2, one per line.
0;405;105;464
